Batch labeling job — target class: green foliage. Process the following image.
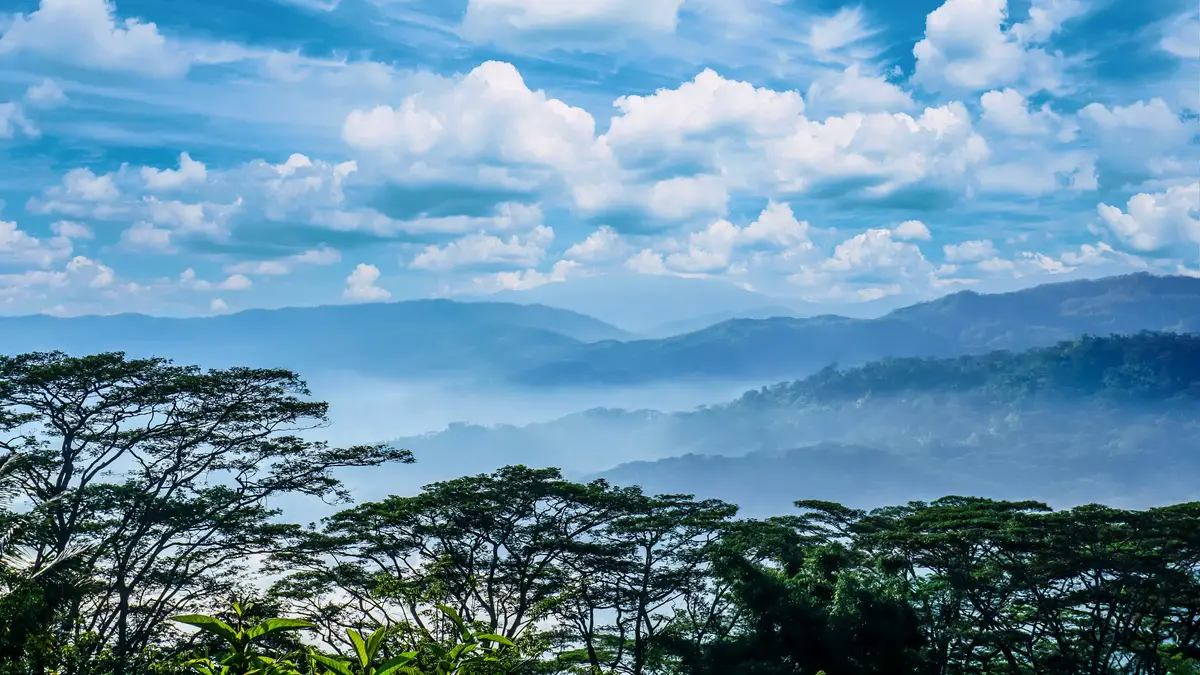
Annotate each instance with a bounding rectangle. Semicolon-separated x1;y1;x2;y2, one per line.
0;347;1197;675
171;601;313;675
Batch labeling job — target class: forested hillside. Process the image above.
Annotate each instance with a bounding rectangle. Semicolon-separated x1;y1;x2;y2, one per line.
390;333;1200;509
0;350;1196;673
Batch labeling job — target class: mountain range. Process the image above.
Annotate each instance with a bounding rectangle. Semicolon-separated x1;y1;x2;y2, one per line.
0;273;1197;388
391;332;1200;510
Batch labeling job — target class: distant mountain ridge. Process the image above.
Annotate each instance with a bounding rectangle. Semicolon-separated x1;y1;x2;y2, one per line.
1;273;1197;387
0;300;630;379
514;273;1200;386
395;332;1200;510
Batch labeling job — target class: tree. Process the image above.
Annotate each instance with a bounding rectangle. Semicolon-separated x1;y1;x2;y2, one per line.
271;467;631;658
0;351;413;673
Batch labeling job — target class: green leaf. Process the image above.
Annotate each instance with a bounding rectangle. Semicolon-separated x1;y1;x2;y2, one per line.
473;633;515;647
365;627;387;663
375;652;418;675
171;614;240;645
434;604;471;641
310;653;354;675
247;618;315;640
348;629;368;667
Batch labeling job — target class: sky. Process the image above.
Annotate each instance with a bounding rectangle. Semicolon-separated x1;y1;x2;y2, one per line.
0;0;1197;317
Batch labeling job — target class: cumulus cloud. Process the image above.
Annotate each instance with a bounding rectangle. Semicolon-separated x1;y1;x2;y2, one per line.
142;152;207;190
625;249;671;275
979;88;1061;135
805;65;915;114
209;298;229;313
343;61;598;181
227;246;342;276
473;259;581;292
892;220;932;241
639;202;814;274
51;221;92;239
911;0;1073;94
1097;182;1200;257
944;239;999;263
0;256;115;310
179;268;253;292
120;222;174;251
23;79;66;107
0;0;191;77
563;226;626;262
410;226;554;270
344;263;390;301
1076;98;1195;184
0;220;73;267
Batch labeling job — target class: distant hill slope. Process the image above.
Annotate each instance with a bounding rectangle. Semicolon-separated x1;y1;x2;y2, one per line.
3;273;1196;388
478;274;825;332
399;333;1200;509
0;300;630;378
515;273;1200;386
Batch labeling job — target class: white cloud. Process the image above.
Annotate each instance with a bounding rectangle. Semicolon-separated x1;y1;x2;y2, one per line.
943;239;999;262
821;228;932;274
179;268;253;291
0;102;37;139
766;102;990;197
1010;0;1085;44
50;221;92;239
474;259;580;292
979;88;1060;135
805;65;915;114
645;175;729;220
603;68;805;160
141;152;207;190
23;79;66;107
636;202;814;274
344;263;390;301
343;61;598;178
975;152;1097;196
461;0;687;38
892;220;932;241
0;0;191;77
252;153;357;219
44;167;120;203
625;249;670;275
911;0;1067;94
120;222;174;251
1160;10;1200;60
143;196;241;239
0;256;115;309
210;298;229;313
563;226;625;262
0;220;73;267
1079;98;1185;134
227;246;341;275
1097;182;1200;257
802;7;879;62
410;226;554;270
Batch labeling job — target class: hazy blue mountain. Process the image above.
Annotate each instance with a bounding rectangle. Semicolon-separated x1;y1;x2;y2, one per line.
4;273;1196;391
641;305;804;338
516;273;1200;386
477;274;827;332
0;300;629;378
394;333;1200;509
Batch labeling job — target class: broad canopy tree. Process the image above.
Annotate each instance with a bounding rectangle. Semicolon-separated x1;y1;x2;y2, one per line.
0;351;412;673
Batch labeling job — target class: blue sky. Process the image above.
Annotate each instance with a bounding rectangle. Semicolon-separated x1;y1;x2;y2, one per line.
0;0;1196;316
